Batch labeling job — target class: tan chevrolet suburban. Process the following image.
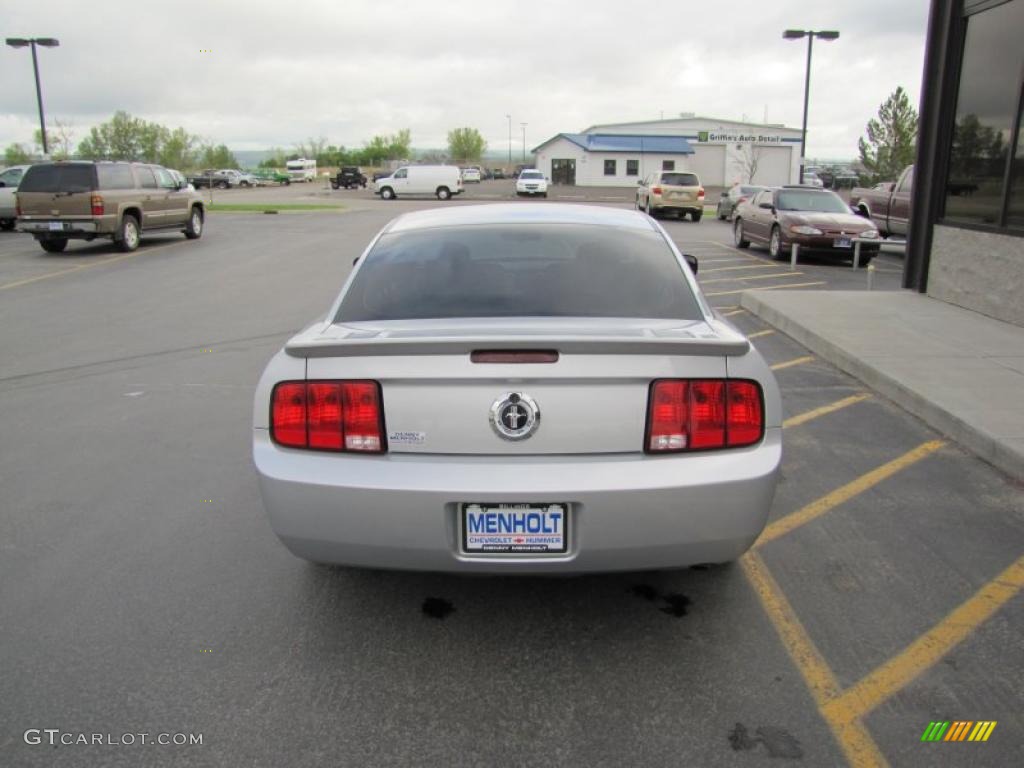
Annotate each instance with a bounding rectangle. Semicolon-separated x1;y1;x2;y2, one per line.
16;161;205;253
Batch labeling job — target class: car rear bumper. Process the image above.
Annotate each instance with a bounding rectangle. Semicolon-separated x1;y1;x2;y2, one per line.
18;218;102;235
652;195;703;212
786;235;881;254
253;428;781;574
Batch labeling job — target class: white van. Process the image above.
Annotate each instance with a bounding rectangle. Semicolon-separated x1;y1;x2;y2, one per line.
375;165;463;200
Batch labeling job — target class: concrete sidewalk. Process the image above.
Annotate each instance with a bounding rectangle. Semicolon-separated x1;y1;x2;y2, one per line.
741;289;1024;482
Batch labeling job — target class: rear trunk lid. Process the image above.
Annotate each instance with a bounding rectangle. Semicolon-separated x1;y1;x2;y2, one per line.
294;317;747;455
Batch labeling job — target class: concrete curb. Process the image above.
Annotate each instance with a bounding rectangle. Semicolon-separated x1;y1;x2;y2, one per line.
741;291;1024;483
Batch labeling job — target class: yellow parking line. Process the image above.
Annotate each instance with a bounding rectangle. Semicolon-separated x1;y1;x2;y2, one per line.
742;551;889;767
757;440;946;546
747;329;776;339
701;272;804;285
824;554;1024;726
706;281;827;297
709;241;772;261
0;242;181;292
783;394;871;428
771;355;815;371
702;264;780;273
721;308;746;317
696;257;756;264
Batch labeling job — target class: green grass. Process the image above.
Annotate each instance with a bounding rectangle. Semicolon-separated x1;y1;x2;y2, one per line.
206;203;345;213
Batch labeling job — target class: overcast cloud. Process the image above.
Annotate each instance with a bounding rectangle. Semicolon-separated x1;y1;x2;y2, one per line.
1;0;930;160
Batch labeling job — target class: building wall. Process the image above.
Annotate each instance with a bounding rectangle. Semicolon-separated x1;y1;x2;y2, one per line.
534;138;697;187
534;118;801;186
928;226;1024;326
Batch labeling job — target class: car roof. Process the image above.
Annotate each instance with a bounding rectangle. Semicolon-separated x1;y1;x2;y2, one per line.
384;203;656;234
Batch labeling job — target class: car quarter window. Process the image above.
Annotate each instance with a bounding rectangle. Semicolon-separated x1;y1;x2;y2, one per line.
96;164;136;190
335;223;703;323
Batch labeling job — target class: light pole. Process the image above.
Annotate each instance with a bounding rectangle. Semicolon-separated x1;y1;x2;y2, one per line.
520;122;527;163
6;37;60;156
506;114;512;166
782;29;838;184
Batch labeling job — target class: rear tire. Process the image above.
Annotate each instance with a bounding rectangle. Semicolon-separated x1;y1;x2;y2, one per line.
645;197;657;218
39;237;68;253
0;218;15;231
436;187;451;200
691;210;702;223
541;192;548;198
733;219;750;248
380;187;395;200
184;206;204;239
117;214;140;252
216;181;228;190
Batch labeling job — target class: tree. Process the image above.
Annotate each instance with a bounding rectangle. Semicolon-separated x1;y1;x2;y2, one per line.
447;127;486;164
4;143;31;165
32;119;76;159
739;144;764;183
159;127;199;170
199;143;239;169
857;87;918;183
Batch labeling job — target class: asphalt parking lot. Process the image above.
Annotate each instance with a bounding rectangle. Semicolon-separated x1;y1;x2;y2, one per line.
1;199;1020;767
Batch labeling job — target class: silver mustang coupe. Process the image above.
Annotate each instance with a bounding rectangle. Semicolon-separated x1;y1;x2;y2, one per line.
253;203;781;573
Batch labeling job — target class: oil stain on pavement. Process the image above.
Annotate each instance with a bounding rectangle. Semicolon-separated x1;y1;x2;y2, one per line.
421;597;455;620
728;722;804;759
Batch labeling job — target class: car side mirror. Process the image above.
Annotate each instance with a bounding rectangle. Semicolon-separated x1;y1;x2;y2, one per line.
683;253;698;274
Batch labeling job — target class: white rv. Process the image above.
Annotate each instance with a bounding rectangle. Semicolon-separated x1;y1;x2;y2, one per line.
285;158;317;182
374;165;464;200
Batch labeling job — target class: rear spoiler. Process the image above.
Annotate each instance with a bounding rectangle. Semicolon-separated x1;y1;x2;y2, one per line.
285;330;750;358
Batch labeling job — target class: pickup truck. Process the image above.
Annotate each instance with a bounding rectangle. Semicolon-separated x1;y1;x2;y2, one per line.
849;165;913;238
188;169;234;189
330;166;367;189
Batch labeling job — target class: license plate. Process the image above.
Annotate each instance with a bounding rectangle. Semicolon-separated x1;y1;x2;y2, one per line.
834;236;852;248
48;222;64;232
462;503;569;554
670;192;691;201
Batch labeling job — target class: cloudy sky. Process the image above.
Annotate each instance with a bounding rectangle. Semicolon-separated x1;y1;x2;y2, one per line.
2;0;931;160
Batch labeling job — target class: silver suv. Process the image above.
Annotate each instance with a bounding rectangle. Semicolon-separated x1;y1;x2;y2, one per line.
16;161;205;253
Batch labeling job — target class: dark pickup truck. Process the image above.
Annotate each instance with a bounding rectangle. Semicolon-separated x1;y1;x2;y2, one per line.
188;169;233;189
330;166;367;190
849;166;913;238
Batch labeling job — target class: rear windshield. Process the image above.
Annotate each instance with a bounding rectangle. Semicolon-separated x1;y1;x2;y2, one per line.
19;164;96;193
776;190;850;213
661;173;699;186
335;223;702;322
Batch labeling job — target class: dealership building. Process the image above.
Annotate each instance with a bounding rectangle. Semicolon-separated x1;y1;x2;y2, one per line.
531;116;803;187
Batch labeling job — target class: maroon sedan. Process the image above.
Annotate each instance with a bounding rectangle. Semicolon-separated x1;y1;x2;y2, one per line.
732;187;881;265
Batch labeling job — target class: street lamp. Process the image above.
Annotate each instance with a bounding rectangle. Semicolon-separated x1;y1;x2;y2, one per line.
506;114;512;166
6;37;60;157
782;29;838;184
520;122;527;163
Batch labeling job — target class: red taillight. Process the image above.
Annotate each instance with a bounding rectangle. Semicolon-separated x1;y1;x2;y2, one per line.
271;380;384;452
697;187;705;199
652;186;662;195
726;381;763;446
271;382;307;448
646;379;763;452
91;194;105;216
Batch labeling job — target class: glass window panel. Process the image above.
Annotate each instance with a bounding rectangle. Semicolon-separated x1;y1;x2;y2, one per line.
944;0;1024;227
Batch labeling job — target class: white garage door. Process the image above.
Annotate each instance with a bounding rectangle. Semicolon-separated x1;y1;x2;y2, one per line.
751;146;792;186
688;145;726;186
